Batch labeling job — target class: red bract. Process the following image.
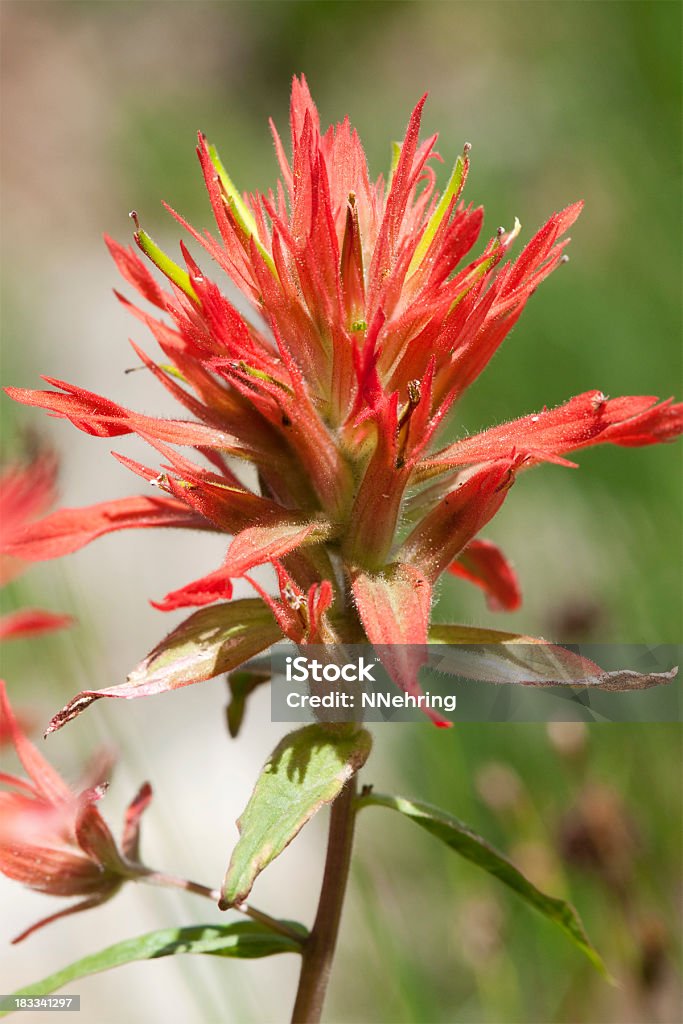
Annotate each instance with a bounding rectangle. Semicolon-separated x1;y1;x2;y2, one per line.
0;451;73;640
4;77;681;726
0;681;150;942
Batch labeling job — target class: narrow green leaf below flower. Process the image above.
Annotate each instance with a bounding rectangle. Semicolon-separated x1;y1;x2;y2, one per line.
0;922;306;1009
356;792;612;980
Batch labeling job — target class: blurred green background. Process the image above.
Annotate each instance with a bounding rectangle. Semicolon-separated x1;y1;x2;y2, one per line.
1;2;681;1022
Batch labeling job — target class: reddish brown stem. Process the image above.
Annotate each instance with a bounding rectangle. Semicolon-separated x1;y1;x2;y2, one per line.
291;778;358;1023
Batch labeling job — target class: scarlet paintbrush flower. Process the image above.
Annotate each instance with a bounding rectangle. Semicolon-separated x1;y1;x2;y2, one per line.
3;77;681;728
0;449;73;640
0;681;151;942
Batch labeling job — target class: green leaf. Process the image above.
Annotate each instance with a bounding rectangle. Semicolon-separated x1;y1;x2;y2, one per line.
1;922;304;1010
357;792;611;979
47;601;282;733
126;600;283;693
221;725;372;908
226;665;271;738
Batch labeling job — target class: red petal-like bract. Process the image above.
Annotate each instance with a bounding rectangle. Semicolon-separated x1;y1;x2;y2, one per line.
5;77;681;725
400;460;519;582
0;681;149;940
422;392;683;476
448;539;522;612
2;495;215;561
353;564;451;728
0;449;74;637
0;451;58;547
0;609;74;641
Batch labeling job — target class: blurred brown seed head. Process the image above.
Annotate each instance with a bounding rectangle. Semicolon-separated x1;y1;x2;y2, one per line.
546;720;589;760
559;783;639;890
475;761;524;815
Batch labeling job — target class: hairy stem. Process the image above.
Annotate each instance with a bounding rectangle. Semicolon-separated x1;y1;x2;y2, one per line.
291;777;357;1023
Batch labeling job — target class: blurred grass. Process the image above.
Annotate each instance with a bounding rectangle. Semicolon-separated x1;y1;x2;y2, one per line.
1;1;681;1022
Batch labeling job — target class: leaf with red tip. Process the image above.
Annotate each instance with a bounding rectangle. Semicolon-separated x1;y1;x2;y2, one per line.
340;196;366;327
448;539;522;612
5;382;132;438
2;496;214;562
0;452;58;543
45;602;283;733
353;563;431;645
0;829;109;897
369;95;429;297
74;790;128;874
346;395;412;569
290;73;321;154
428;625;678;692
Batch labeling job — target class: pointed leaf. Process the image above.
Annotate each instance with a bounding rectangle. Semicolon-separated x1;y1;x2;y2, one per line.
356;792;610;978
104;235;167;308
152;564;234;611
428;625;678;690
6;380;258;457
226;666;271;738
220;724;372;908
1;922;305;1007
46;601;282;733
